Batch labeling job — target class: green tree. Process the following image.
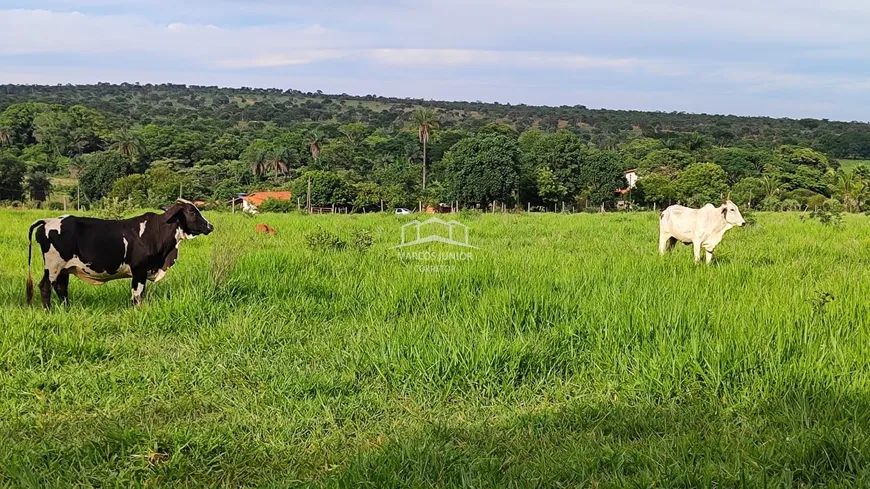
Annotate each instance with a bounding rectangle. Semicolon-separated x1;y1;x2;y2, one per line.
108;174;149;207
478;122;518;138
241;139;271;178
0;153;26;201
308;132;323;167
338;123;371;148
635;174;676;208
442;134;521;207
412;108;440;189
25;171;53;203
576;150;626;207
680;132;712;152
77;151;132;203
110;128;145;160
638;149;694;176
708;147;768;184
832;171;869;212
352;182;384;211
536;167;567;204
291;170;354;207
731;177;766;208
674;162;729;207
267;146;298;180
0;102;55;147
619;137;665;165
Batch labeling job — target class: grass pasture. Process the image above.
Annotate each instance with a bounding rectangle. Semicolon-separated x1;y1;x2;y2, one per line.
2;210;870;487
838;159;870;171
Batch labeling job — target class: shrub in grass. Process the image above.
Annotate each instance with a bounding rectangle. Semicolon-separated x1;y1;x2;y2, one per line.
257;198;296;213
810;199;844;226
350;229;374;252
305;229;346;251
94;197;136;220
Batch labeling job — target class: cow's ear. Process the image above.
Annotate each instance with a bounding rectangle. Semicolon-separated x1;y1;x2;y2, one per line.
722;207;728;217
162;204;183;223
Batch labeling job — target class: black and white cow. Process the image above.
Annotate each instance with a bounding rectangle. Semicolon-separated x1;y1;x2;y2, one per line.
27;199;213;309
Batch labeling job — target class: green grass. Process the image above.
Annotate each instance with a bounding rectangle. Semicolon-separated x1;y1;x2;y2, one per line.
2;210;870;487
838;159;870;171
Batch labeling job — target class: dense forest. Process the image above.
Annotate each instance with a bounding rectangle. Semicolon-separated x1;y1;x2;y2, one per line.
1;82;870;213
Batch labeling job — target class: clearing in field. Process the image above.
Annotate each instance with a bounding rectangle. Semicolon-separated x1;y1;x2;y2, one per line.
2;211;870;487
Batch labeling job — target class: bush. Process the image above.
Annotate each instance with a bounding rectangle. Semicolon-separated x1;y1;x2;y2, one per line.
458;209;482;218
257;198;296;213
305;230;346;251
94;197;136;220
760;196;781;211
350;229;374;252
807;194;827;210
810;199;844;226
780;199;801;211
47;201;65;211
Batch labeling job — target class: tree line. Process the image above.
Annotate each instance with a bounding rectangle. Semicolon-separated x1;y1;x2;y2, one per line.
1;83;869;213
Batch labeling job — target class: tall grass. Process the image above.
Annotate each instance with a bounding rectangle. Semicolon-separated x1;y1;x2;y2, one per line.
1;210;869;487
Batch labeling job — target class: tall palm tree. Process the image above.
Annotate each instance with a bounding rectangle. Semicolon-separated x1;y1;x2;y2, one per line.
309;132;323;165
412;108;440;190
110;128;145;160
0;127;11;147
267;147;297;181
246;146;270;178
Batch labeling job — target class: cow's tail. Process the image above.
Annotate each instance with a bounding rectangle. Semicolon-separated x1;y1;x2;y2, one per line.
26;220;45;305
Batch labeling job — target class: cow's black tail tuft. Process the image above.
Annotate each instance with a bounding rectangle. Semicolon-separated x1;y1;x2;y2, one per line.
26;220;45;306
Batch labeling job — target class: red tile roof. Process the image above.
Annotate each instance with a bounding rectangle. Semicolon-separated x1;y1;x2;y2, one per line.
244;191;292;207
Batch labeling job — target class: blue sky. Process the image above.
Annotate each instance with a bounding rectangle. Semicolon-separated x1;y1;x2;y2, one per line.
2;0;870;121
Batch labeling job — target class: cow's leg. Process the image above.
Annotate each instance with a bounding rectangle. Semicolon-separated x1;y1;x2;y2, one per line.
659;234;673;255
52;272;70;307
131;271;148;307
705;250;714;264
693;241;702;263
39;270;53;310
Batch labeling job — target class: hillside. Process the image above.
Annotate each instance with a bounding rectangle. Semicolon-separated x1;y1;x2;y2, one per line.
2;83;870;159
1;83;868;215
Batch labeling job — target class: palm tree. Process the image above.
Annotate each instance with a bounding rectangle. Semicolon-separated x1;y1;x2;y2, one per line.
110;128;145;160
267;147;298;181
761;175;783;199
25;171;53;204
0;127;11;147
833;171;868;212
412;108;440;189
683;132;710;152
309;132;323;165
245;146;270;178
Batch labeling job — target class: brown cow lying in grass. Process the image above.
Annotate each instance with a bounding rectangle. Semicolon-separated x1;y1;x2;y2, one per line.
255;224;278;235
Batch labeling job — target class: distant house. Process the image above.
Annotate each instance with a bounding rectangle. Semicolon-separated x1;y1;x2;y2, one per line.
617;169;640;209
230;191;292;213
624;169;639;190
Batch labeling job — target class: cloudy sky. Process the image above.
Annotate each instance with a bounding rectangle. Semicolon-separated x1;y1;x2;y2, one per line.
2;0;870;121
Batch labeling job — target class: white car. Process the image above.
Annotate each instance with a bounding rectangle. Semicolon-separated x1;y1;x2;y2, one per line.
394;208;412;215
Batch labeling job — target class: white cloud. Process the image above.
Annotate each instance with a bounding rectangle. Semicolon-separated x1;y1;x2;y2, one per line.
4;2;870;120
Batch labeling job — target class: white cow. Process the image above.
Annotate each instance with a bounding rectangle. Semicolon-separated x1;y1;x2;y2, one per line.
659;200;746;264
